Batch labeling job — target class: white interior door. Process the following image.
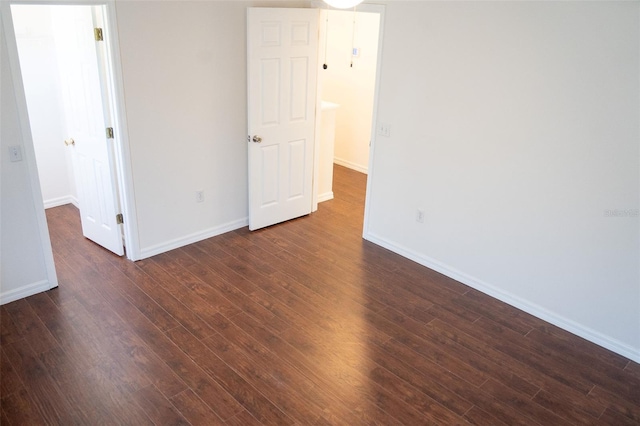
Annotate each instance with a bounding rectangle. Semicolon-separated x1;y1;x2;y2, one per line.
52;6;124;255
247;8;319;230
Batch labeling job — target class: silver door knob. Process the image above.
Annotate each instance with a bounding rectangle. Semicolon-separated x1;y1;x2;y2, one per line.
252;135;262;143
64;138;75;146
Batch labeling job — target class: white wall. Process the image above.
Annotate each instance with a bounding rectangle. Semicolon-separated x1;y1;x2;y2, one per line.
114;0;305;257
320;9;379;173
1;11;56;303
366;1;640;360
12;5;76;209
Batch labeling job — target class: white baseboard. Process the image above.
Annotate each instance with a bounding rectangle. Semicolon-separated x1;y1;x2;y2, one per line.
333;158;368;174
0;279;56;305
138;217;249;260
44;195;79;209
364;231;640;364
318;191;334;203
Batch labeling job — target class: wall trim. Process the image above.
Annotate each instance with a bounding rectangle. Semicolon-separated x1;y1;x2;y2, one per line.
334;157;368;175
43;195;78;209
0;279;56;305
137;217;249;261
317;191;334;203
363;231;640;364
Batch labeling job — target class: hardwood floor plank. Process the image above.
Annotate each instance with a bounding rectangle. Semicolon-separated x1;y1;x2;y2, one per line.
365;338;474;416
363;308;489;387
68;285;189;399
219;312;410;426
94;279;243;421
463;405;509;426
0;348;23;399
132;257;221;338
179;244;291;334
225;312;405;426
470;316;614;394
132;384;191;426
148;251;242;318
170;388;224;425
366;365;466;424
479;379;572;426
457;288;541;335
202;331;327;424
0;306;22;346
27;292;103;375
223;409;263;426
427;304;610;417
100;257;184;334
237;240;384;323
89;251;216;340
78;363;155;425
3;299;58;355
599;407;640;426
3;340;81;424
36;346;118;424
532;389;603;425
165;326;295;425
1;406;11;426
380;338;542;426
1;387;46;425
587;385;640;424
530;325;630;370
625;360;640;380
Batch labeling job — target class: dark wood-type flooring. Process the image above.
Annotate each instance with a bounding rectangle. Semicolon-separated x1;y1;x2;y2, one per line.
2;165;640;425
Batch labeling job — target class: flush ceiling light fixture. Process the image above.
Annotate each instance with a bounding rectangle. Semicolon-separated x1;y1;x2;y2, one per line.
323;0;363;9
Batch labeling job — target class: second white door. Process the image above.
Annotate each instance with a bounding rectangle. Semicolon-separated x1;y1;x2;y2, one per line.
247;8;319;230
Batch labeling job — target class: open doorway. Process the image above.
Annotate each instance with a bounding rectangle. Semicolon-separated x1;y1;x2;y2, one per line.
315;6;381;206
10;4;126;257
11;6;77;209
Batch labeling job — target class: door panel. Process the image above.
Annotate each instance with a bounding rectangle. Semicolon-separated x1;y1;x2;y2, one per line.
248;8;319;230
51;6;124;255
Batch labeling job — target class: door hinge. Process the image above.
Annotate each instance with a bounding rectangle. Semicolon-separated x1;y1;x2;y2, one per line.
94;28;103;41
116;213;124;225
106;127;114;139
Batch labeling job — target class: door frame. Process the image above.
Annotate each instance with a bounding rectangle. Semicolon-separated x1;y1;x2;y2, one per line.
1;0;141;271
310;1;385;240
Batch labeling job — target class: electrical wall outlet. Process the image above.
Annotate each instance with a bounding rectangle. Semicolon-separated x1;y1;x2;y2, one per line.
195;190;204;203
416;209;425;223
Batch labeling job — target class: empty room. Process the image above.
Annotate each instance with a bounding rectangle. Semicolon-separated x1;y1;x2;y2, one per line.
1;0;639;424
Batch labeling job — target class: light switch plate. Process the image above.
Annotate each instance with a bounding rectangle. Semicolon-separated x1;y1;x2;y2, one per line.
9;146;23;162
378;123;391;137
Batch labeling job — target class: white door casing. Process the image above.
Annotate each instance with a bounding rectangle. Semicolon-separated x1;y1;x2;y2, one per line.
52;6;124;255
247;8;319;230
